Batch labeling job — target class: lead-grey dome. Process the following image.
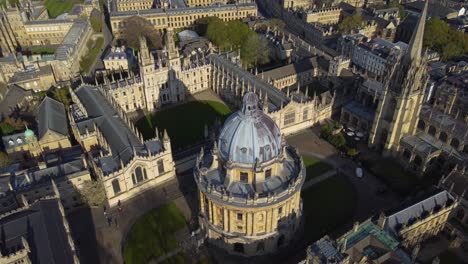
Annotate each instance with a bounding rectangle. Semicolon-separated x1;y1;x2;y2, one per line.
218;92;282;165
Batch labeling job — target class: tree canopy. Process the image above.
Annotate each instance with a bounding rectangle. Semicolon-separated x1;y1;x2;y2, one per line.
121;16;162;50
338;14;363;33
424;18;468;60
78;180;106;207
201;17;270;68
0;152;10;168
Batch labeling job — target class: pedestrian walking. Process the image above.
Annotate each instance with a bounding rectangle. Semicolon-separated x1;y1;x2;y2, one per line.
114;217;118;227
107;216;112;227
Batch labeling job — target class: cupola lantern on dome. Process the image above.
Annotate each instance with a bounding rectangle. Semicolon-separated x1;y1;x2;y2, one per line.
218;92;282;165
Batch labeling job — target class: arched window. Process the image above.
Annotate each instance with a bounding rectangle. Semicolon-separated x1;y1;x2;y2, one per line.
417;120;425;130
132;174;136;185
157;160;165;174
143;168;148;180
405;99;413;122
450;138;460;149
112;179;121;194
439;132;448;143
343;112;350;122
135;167;144;183
428;126;437;136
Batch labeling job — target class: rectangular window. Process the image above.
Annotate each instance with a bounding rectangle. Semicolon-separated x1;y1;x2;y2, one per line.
303;108;309;120
237;213;243;220
265;169;272;179
284;111;296;126
240;172;248;183
278;207;283;216
237;225;243;231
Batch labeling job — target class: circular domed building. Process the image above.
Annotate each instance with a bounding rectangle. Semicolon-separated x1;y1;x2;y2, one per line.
194;92;305;256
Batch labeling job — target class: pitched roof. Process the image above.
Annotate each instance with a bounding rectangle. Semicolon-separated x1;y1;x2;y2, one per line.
37;96;69;139
0;199;75;263
407;0;428;62
384;190;455;234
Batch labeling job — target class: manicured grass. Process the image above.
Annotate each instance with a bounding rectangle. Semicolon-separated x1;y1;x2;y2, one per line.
123;202;187;264
80;37;104;73
301;174;356;242
136;100;231;150
363;158;418;195
29;47;57;55
303;157;334;181
161;254;186;264
44;0;82;18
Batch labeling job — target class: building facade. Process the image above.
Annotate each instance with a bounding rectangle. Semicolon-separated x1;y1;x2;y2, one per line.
109;3;258;37
69;84;176;207
195;92;305;256
302;7;342;25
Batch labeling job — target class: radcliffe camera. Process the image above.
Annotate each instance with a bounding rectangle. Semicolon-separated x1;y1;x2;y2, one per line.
0;0;467;263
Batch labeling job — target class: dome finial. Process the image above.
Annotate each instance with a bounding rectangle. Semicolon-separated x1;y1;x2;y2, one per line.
241;92;259;116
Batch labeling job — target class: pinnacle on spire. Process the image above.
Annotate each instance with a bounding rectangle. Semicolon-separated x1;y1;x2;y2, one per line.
407;0;428;62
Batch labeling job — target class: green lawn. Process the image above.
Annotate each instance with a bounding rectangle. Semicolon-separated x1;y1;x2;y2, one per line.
301;174;357;242
303;157;334;181
123;202;187;264
44;0;83;18
363;158;418;195
136;100;231;150
80;37;104;73
29;46;57;55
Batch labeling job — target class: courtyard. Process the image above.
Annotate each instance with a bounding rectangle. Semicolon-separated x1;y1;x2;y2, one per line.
44;0;83;18
136;100;231;150
123;202;187;264
301;173;357;243
303;156;333;181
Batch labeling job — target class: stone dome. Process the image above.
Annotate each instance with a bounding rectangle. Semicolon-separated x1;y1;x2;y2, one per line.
218;92;282;165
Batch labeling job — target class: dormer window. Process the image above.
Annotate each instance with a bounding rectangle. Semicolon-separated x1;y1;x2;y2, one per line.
8;140;14;146
16;138;22;144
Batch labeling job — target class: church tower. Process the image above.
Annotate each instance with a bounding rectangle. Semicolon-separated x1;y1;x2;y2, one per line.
368;0;428;155
164;27;183;103
138;35;160;110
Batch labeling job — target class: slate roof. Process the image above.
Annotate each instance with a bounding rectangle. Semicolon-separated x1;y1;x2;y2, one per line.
261;57;318;81
37;97;69;139
384;190;455;234
0;199;75;263
0;85;31;116
73;85;163;175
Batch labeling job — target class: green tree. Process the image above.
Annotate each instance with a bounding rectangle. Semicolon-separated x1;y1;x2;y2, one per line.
347;148;359;158
268;18;285;31
329;134;346;149
90;16;102;33
424;18;468;59
241;33;270;68
0;152;10;168
0;122;14;136
205;17;229;50
338;14;363;33
121;16;162;49
78;180;106;207
50;88;71;109
3;117;24;131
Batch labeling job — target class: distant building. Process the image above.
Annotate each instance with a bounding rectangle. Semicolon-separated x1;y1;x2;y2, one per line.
195;92;305;256
109;2;258;37
52;19;93;81
0;146;92;214
305;220;414;264
378;190;458;248
351;38;407;78
440;166;468;253
2;97;71;160
103;45;135;71
260;57;320;90
116;0;154;11
8;65;56;91
302;7;342;25
0;197;79;264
